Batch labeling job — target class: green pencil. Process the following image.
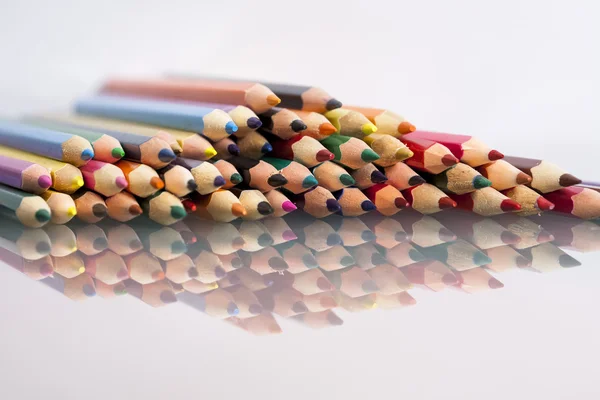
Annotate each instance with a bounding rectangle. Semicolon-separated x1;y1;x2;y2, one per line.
320;134;380;169
0;183;52;228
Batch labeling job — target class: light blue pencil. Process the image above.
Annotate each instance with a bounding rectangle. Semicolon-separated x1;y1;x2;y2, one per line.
0;120;94;167
75;95;238;141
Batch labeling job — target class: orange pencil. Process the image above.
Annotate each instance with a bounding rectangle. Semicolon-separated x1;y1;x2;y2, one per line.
116;160;164;198
105;191;143;222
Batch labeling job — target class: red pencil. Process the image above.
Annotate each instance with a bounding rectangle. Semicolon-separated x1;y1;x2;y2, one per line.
543;187;600;220
400;133;459;174
451;187;521;216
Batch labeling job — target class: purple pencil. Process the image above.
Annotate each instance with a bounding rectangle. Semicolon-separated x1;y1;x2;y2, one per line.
0;154;52;194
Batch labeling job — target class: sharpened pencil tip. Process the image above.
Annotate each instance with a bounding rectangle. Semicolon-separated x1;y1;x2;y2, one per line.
257;201;274;216
129;204;143;216
187;179;198;191
408;175;426;186
536;197;555;211
302;175;318;189
394;197;409;208
158;148;176;163
267;174;287;187
73;177;84;188
231;203;247;217
261;142;273;154
559;173;582;187
361;149;380;162
488;149;504;161
326;98;343;111
361;200;377;212
112;148;126;159
516;172;532;185
438;197;457;209
225;121;238;135
181;199;196;212
473;252;493;266
170;206;186;220
316;149;334;162
39;263;53;277
473;176;492;189
204;147;218;158
361;123;377;135
92;204;107;218
171;241;187;254
371;170;388;183
326;233;342;246
267;94;281;106
291;120;307;132
396;148;414;161
115;176;128;189
340;174;355;186
362;280;379;293
38;175;52;189
319;122;338;136
36;241;51;255
230;173;243;185
227;143;240;156
78;266;86;274
281;201;297;212
398;121;416;134
81;148;94;161
67;206;77;217
35;209;51;223
83;285;96;297
213;176;226;187
500;230;521;245
150;177;165;189
442;154;459;166
558;254;582;268
442;273;458;285
247;117;262;130
500;199;521;212
488;277;504;289
326;199;341;213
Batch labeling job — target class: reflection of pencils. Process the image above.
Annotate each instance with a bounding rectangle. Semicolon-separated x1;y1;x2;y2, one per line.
324;215;375;247
105;191;143;222
0;120;93;166
290;110;337;140
71;190;107;223
191;189;247;222
406;131;503;167
103;222;143;256
363;134;413;166
262;157;318;194
237;130;272;159
400;133;459;174
124;251;165;284
40;190;77;224
376;292;417;310
264;190;297;217
368;264;412;295
303;292;338;312
80;160;128;196
41;273;96;301
0;184;51;228
116;160;164;198
163;254;198;284
52;253;85;278
363;183;408;216
212;160;243;189
285;217;341;252
347;242;388;270
320;135;380;169
254;286;308;317
453;268;504;293
0;154;52;194
314;245;355;271
376;242;426;268
228;313;282;336
287;186;341;218
483;246;531;272
0;247;52;280
500;185;555;216
236;221;274;252
433;211;520;249
402;260;458;292
493;214;554;250
185;217;244;255
180;280;218;294
223;285;263;319
0;145;83;194
84;250;129;285
344;105;415;136
402;183;457;214
25;117;125;163
102;77;281;114
126;217;187;260
139;191;187;226
76;95;238;141
530;213;600;253
385;162;425;191
351;163;388;189
179;289;239;318
451;187;521;216
503;156;581;193
324;108;377;138
270;134;334;168
312;161;355;192
240;247;289;274
324;266;379;298
517;243;581;272
172;157;225;195
258;108;307;139
227;156;287;192
543;187;600;219
427;163;491;195
94;279;127;298
333;292;377;312
292;310;344;329
477;160;531;191
416;239;492;271
125;279;177;307
0;219;51;261
275;242;318;273
68;222;107;256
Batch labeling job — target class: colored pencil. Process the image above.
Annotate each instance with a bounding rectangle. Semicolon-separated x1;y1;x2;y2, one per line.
262;157;317;194
114;160;163;198
347;242;388;270
270;134;334;167
280;269;334;296
80;160;128;196
126;218;187;260
102;77;281;114
351;163;388;189
290;110;337;140
400;133;459;174
376;242;426;268
262;217;296;245
236;220;274;252
190;189;247;222
0;246;53;280
324;108;377;138
453;268;504;293
394;210;455;247
436;211;521;249
217;252;245;273
263;189;297;217
287;186;341;218
94;279;128;298
125;279;178;307
367;264;412;295
332;187;376;216
258;107;307;139
427;162;492;195
212;137;240;160
362;133;413;167
503;155;582;193
517;243;581;273
124;251;165;284
39;117;177;169
212;160;243;189
179;289;239;318
171;157;225;195
274;242;317;273
363;183;408;216
0;219;51;260
220;267;274;291
405;131;504;167
402;260;458;292
477;160;532;191
501;185;555;216
103;222;143;255
84;250;129;285
361;214;410;248
67;221;108;256
343;105;415;136
493;214;554;250
451;187;521;216
41;273;97;301
314;245;356;271
543;187;600;219
158;164;197;197
240;247;289;275
384;162;425;191
227;156;287;192
483;246;532;273
71;190;107;223
40;190;77;224
324;266;379;298
402;183;457;214
324;215;375;247
236;130;272;159
24;117;125;163
0;184;51;228
75;95;238;141
184;217;244;255
285;216;341;251
0;145;84;194
105;191;143;222
530;214;600;253
0;154;52;194
311;161;355;192
222;286;264;319
139;190;186;225
254;286;308;317
230;189;273;220
163;254;199;283
52;253;86;278
0;120;93;166
320;134;380;169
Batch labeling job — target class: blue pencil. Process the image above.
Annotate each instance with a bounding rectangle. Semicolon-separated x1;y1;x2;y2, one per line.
0;120;94;167
75;95;238;141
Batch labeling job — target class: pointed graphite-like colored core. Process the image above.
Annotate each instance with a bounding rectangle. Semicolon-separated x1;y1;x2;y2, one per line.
227;301;240;316
35;209;51;223
516;172;532;185
152;270;166;281
214;266;226;278
408;175;426;186
438;197;457;209
316;149;334;162
261;142;273;154
339;174;355;186
559;173;582;187
129;239;143;250
396;148;414;161
361;123;378;136
38;175;52;189
257;233;273;247
170;206;186;220
302;254;318;269
93;237;107;250
325;199;341;213
442;273;458;285
257;201;274;216
558;254;582;268
267;95;281;106
371;252;387;265
267;174;287;187
327;312;344;326
247;117;262;130
181;199;196;212
500;231;521;245
150;177;164;189
36;241;51;254
516;256;531;268
398;121;416;135
371;170;388;184
360;149;380;163
213;176;226;188
326;233;342;246
231;203;247;217
82;284;96;297
112;147;126;159
362;280;379;293
74;176;84;188
187;180;198;191
361;200;377;212
536;197;555;211
361;230;376;242
319;122;338;136
394;197;409;209
115;176;128;189
340;256;354;267
291;120;308;132
302;175;318;189
227;144;240;156
326;98;343;111
92;203;107;218
473;176;492;189
81;148;94;161
225;121;238;135
281;201;297;213
39;262;54;277
537;229;554;243
158;148;176;162
500;199;521;212
171;240;187;254
488;149;504;161
160;291;177;304
473;251;493;266
231;237;245;251
204;147;218;158
230;173;243;185
67;206;77;217
488;277;505;289
442;154;459;166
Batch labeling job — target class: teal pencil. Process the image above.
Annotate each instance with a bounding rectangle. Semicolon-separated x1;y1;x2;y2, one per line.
0;184;52;228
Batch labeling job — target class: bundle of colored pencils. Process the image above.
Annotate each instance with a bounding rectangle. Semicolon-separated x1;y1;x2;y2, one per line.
0;75;595;227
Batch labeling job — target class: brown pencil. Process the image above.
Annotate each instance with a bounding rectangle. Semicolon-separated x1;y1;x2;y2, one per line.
190;189;247;222
102;77;281;113
71;190;107;223
363;133;414;167
312;161;355;192
477;160;532;191
402;183;457;214
212;136;240;160
227;156;287;192
363;183;408;216
105;191;143;222
384;162;426;191
351;163;388;189
503;155;582;193
344;105;416;136
451;187;521;216
236;130;272;160
264;189;297;217
376;242;426;268
116;160;164;198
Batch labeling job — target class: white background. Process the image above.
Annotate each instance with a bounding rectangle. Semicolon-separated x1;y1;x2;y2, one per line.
1;1;599;399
